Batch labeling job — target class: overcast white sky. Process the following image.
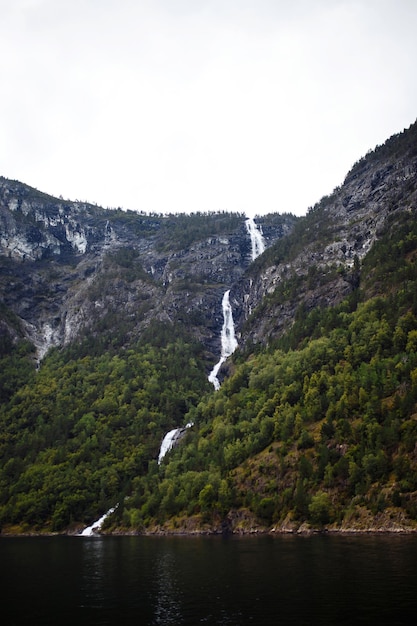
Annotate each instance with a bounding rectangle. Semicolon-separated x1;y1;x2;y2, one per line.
1;0;416;217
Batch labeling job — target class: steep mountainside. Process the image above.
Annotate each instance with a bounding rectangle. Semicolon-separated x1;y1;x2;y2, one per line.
0;119;417;535
3;119;415;365
0;181;293;367
235;121;417;347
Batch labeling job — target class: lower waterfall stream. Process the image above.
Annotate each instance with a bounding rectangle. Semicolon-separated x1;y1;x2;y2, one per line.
80;506;117;536
158;422;193;464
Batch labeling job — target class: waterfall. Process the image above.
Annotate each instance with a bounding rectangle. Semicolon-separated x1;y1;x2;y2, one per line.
245;217;265;261
158;422;193;464
208;289;238;390
80;506;116;536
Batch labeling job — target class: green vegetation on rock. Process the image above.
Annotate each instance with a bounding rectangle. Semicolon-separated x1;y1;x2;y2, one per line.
1;121;417;534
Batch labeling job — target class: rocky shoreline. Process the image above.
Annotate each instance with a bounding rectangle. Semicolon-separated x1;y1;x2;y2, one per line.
2;504;417;538
3;518;417;538
2;527;417;538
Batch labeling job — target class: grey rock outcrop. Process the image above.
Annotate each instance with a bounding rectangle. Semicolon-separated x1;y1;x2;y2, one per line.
0;178;294;363
234;121;417;347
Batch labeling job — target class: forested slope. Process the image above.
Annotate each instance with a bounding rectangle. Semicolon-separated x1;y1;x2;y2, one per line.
1;120;417;534
0;325;211;531
112;208;417;533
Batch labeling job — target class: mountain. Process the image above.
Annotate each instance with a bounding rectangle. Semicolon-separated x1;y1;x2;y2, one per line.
0;119;417;535
0;180;294;363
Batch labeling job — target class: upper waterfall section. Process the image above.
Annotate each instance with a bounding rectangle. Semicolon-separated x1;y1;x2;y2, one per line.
245;217;266;261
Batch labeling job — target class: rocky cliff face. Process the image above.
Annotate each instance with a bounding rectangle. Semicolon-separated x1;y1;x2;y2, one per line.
234;121;417;347
0;178;294;365
1;120;416;368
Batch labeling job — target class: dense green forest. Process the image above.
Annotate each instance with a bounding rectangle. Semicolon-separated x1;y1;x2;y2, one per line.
1;200;417;534
112;209;417;533
0;326;211;531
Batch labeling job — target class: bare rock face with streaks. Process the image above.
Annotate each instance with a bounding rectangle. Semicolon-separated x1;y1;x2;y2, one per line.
233;122;417;347
0;178;292;364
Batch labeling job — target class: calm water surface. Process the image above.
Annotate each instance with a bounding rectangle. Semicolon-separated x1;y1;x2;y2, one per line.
1;534;417;625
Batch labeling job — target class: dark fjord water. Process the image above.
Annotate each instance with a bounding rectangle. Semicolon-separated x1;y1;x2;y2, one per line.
1;534;417;625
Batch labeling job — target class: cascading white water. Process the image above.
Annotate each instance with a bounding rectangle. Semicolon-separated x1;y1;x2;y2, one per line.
158;422;193;464
208;289;238;390
245;216;265;261
158;429;179;464
80;506;116;536
81;218;265;517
